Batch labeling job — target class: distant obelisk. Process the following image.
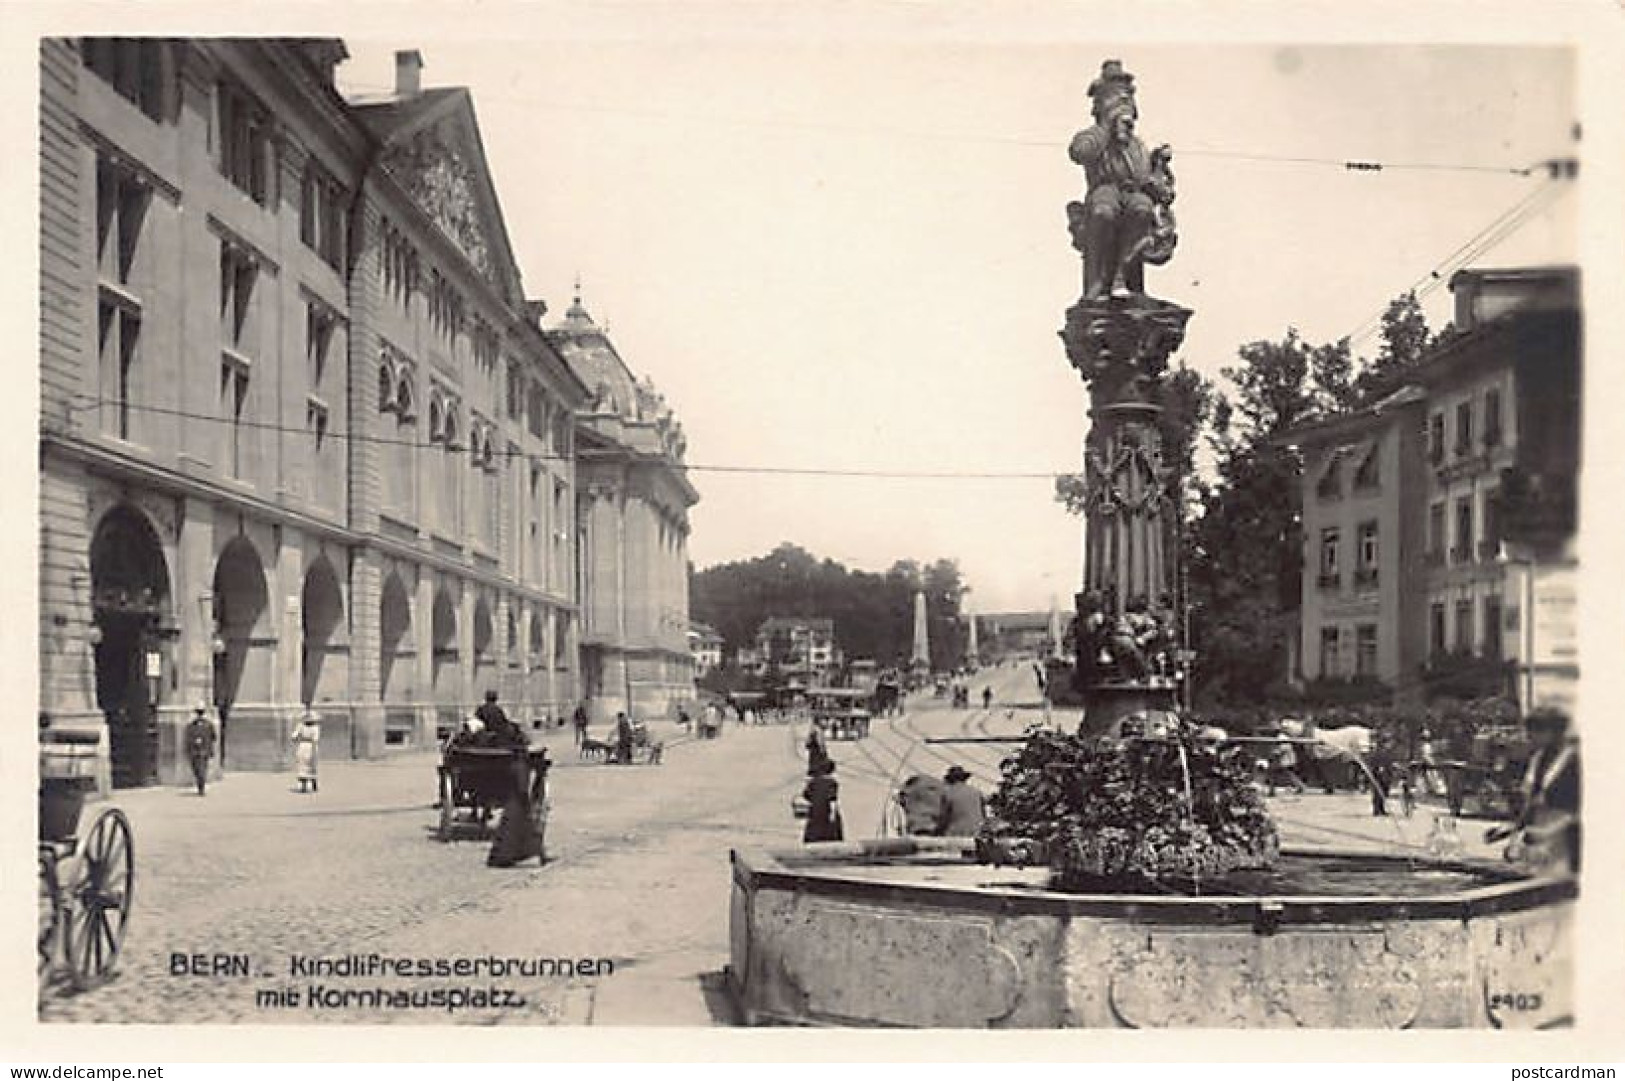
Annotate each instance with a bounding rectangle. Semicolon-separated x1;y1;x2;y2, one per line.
911;590;931;670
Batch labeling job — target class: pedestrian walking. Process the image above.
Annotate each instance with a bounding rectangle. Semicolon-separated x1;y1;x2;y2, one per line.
572;703;589;747
489;747;550;868
185;705;216;796
290;708;321;794
802;760;843;843
614;711;635;765
940;765;986;837
805;722;832;775
981;686;992;710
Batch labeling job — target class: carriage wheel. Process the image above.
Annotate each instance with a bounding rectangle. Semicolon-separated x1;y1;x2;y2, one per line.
38;849;61;987
62;809;134;992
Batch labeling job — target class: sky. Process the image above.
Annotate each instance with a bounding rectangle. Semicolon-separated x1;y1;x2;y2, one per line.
329;30;1578;614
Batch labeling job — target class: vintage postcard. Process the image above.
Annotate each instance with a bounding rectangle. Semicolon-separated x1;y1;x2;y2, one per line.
8;0;1625;1064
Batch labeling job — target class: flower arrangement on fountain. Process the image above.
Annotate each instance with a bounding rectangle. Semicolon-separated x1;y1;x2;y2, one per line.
979;714;1279;890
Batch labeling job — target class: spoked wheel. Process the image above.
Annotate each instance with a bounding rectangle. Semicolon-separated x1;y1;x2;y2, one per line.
38;849;61;987
62;809;134;992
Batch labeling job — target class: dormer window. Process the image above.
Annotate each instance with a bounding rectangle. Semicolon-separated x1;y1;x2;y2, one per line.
1353;445;1380;490
1315;451;1343;501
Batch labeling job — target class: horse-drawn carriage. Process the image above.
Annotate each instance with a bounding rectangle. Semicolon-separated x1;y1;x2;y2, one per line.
807;687;871;741
39;725;133;993
436;741;551;841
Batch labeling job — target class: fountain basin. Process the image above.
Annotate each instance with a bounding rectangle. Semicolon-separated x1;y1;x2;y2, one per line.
727;837;1574;1028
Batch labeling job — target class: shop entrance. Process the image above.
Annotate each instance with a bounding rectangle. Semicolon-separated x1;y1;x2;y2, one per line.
89;505;171;788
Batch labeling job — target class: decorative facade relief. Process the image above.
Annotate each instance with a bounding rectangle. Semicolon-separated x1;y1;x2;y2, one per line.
383;128;494;284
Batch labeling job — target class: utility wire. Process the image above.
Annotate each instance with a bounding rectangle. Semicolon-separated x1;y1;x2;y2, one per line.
60;396;1069;479
1341;178;1569;350
340;80;1543;177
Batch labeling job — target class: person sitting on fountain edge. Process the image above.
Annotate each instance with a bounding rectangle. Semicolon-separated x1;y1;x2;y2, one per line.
1486;707;1580;874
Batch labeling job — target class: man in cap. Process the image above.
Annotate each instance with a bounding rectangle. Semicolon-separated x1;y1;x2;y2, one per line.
186;704;216;796
939;765;987;837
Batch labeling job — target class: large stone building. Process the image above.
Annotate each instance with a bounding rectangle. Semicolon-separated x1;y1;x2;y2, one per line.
549;293;698;722
1291;266;1580;712
39;39;694;788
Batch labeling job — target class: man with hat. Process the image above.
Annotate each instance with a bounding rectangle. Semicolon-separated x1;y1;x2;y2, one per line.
939;765;986;837
186;704;216;796
476;690;525;749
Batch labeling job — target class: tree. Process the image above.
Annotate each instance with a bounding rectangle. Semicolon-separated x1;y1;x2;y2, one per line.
689;545;967;670
1355;291;1434;398
1186;327;1350;706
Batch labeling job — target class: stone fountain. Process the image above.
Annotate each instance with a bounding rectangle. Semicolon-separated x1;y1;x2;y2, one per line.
727;59;1576;1029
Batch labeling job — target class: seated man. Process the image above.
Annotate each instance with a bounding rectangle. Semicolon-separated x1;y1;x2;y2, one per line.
897;774;947;836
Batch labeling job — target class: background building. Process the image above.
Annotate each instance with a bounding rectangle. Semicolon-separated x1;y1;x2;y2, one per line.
688;621;724;676
552;292;698;722
39;39;694;788
1292;265;1579;710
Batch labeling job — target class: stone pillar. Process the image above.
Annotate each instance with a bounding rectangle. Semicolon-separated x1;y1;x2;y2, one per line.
1060;295;1191;736
350;548;386;759
415;569;435;746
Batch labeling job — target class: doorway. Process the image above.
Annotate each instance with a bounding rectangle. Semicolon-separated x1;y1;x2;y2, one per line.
89;505;171;788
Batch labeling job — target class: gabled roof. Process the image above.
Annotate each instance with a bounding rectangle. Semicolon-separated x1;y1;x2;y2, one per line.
349;87;526;309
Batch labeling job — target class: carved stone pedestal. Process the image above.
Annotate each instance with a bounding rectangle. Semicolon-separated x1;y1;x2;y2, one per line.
1059;294;1192;732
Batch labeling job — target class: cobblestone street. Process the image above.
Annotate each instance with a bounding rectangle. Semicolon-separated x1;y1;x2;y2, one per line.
41;664;1506;1026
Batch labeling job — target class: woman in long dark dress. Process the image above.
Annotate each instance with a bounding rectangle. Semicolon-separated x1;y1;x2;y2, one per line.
488;737;549;868
802;760;843;843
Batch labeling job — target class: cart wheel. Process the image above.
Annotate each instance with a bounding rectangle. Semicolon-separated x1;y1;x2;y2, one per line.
38;848;61;987
437;798;454;842
62;809;134;992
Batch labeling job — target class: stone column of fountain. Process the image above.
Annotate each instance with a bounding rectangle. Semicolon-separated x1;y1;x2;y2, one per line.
1058;59;1192;737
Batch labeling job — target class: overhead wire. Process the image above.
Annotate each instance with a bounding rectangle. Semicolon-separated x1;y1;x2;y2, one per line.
1341;177;1570;351
61;395;1068;479
339;80;1543;177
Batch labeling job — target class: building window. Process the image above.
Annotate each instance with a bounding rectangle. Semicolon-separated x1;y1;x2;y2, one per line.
507;363;523;421
299;160;347;271
1317;528;1340;588
80;38;167;121
1484;596;1504;658
1454;599;1474;653
98;299;140;441
306;399;329;453
95;157;149;442
217;80;271;205
1453;496;1473;564
1455;400;1474;456
219;357;250;479
1353;445;1380;491
527;386;546;440
1355;521;1379;587
1484;387;1503;448
1430;602;1447;658
96;159;149;286
219;242;257;351
1355;624;1378;678
1427;502;1445;565
1318;626;1340;678
1481;490;1500;561
472;320;499;372
1428;412;1445;465
306;303;335;389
